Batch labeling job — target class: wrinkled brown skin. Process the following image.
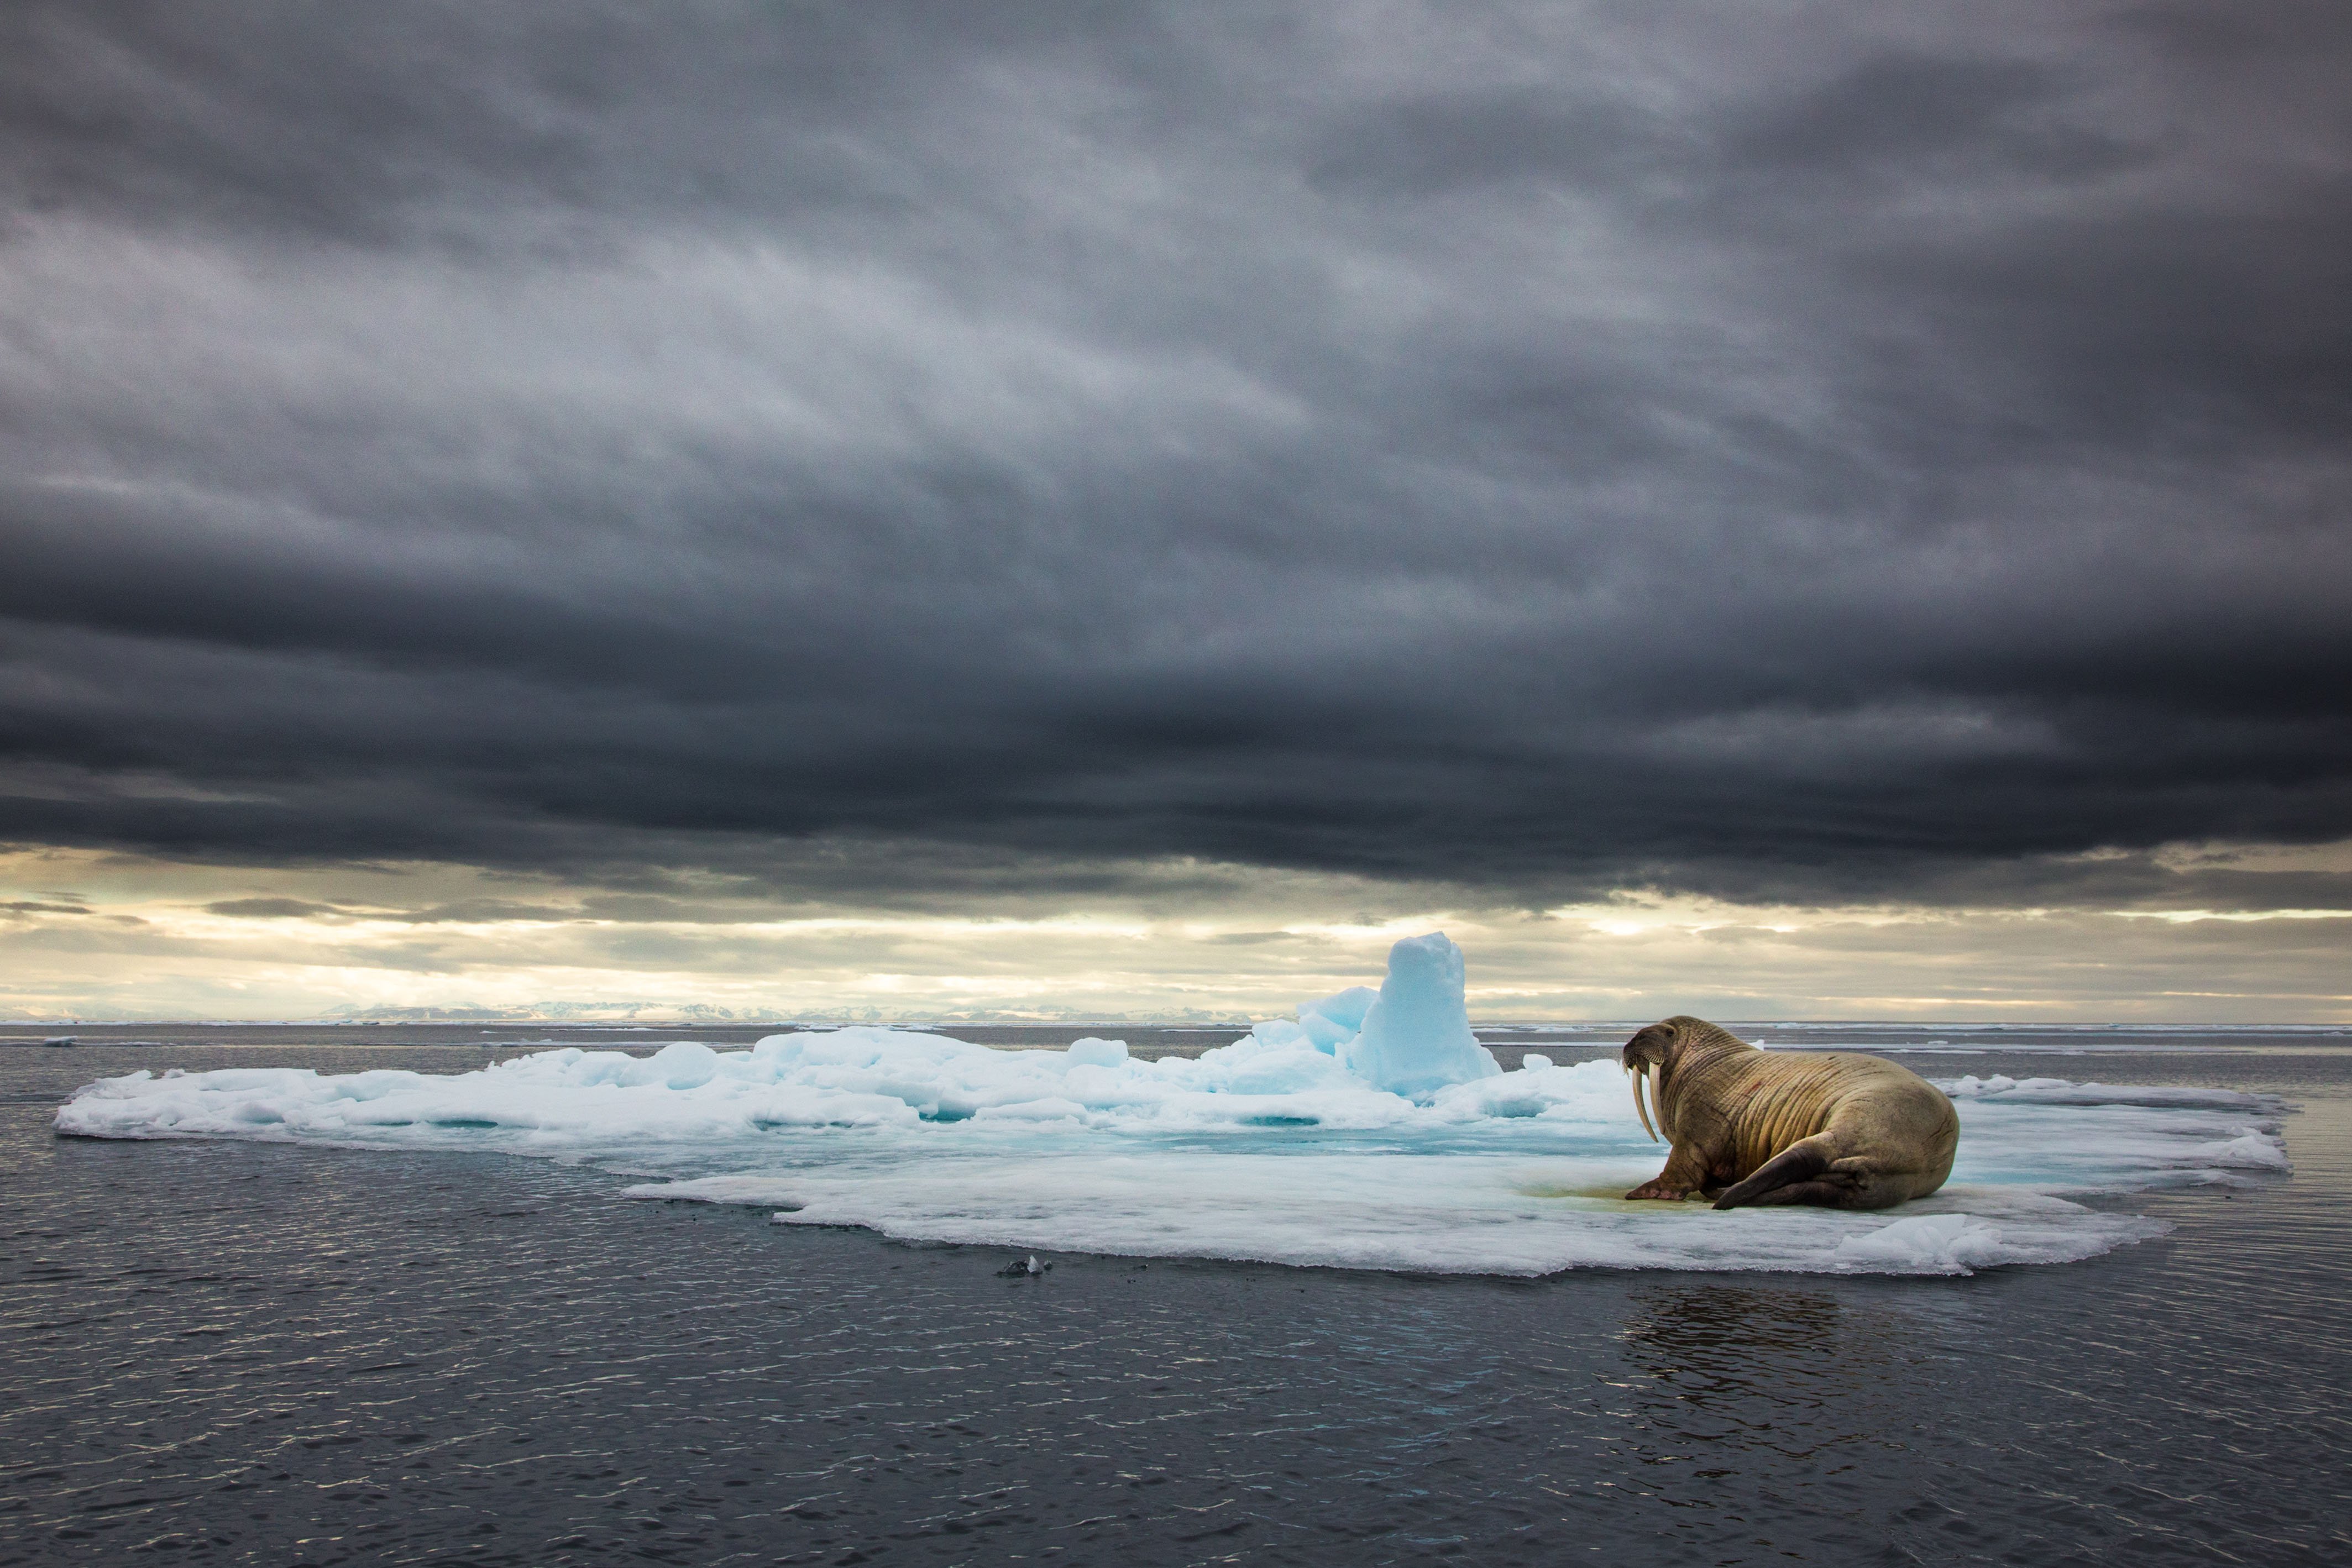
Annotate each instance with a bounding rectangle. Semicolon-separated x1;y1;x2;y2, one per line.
1620;1016;1959;1210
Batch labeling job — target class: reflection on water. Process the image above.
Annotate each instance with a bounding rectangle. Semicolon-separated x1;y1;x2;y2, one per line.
2;1040;2347;1566
1597;1285;1935;1560
1627;1281;1846;1357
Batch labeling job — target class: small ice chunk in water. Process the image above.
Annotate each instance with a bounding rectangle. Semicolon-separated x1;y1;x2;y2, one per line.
1523;1053;1553;1071
1344;933;1501;1098
1065;1037;1128;1068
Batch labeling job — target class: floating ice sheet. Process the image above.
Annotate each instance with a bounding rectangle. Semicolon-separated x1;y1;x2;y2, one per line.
53;931;2293;1277
56;1031;2288;1278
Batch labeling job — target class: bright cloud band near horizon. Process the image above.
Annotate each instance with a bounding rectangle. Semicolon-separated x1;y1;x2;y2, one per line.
4;842;2348;1024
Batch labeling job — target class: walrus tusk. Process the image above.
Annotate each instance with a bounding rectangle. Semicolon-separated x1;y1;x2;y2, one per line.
1631;1062;1659;1142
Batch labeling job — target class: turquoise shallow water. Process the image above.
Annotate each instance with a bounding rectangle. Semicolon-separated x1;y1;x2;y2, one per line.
3;1027;2349;1566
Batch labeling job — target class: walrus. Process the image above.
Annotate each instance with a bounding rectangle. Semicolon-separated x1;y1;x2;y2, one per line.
1619;1016;1958;1210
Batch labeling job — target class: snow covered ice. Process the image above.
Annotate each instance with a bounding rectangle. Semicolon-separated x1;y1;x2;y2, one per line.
56;932;2291;1277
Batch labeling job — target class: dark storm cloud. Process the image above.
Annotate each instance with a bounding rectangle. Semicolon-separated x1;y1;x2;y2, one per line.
2;1;2348;906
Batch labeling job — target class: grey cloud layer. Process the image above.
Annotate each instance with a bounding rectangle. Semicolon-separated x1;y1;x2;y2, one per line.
2;1;2347;902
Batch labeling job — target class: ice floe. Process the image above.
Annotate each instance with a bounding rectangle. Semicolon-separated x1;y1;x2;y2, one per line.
55;933;2291;1277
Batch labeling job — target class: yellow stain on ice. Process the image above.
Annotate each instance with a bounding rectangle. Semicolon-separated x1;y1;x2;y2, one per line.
1511;1182;1688;1207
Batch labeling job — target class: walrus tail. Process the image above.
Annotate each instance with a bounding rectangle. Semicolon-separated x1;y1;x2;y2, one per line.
1711;1139;1835;1210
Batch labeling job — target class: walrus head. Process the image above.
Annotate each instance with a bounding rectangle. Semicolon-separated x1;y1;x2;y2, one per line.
1618;1021;1678;1141
1620;1016;1750;1143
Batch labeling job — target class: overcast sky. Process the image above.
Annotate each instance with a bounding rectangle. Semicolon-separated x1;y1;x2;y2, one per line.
3;2;2347;1020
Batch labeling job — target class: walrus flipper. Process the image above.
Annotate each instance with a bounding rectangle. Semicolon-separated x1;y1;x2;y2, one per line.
1711;1139;1836;1210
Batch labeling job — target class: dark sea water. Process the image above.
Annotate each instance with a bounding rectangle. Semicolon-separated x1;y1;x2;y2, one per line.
4;1025;2348;1566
